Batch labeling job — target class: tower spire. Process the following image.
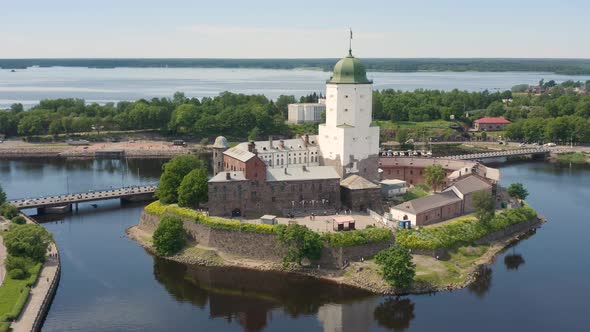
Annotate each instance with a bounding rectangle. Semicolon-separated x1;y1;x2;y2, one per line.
348;28;353;56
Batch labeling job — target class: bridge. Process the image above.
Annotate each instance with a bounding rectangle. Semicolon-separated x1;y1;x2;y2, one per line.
9;185;157;214
442;147;556;162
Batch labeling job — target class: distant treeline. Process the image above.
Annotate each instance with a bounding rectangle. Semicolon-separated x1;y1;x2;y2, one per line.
2;58;590;75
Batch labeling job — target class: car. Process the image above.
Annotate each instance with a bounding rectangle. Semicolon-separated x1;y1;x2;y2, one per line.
545;143;557;147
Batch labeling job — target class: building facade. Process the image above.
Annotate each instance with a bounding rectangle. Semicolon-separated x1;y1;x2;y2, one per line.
473;117;512;131
288;102;325;124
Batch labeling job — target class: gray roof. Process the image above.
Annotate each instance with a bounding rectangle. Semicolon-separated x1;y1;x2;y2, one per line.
266;166;340;182
235;135;318;153
340;175;379;190
208;171;248;183
392;191;461;215
446;175;491;195
223;147;256;162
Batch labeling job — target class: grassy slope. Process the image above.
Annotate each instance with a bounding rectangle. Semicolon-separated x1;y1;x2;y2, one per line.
0;262;42;324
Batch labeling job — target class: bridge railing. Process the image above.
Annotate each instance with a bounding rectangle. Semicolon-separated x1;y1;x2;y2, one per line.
8;183;158;203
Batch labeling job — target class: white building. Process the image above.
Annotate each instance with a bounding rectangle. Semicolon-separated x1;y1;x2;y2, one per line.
287;101;325;124
318;50;380;180
234;135;320;169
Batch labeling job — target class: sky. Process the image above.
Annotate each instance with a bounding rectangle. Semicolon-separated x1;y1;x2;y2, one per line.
0;0;589;59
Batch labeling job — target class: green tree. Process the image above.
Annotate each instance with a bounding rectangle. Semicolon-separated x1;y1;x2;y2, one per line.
156;155;204;204
178;168;209;208
0;183;6;204
473;190;495;224
17;114;43;136
1;203;18;219
424;164;446;192
153;216;186;256
4;224;52;262
11;215;26;225
507;183;529;201
375;245;416;289
275;224;323;265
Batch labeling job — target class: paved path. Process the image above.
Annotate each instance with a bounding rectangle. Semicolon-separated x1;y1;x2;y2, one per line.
0;233;6;287
10;243;59;332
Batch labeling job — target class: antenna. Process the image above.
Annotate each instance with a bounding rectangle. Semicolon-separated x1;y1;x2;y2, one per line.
348;28;353;56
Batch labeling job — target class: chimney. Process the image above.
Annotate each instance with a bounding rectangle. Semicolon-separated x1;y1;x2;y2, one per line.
304;134;310;146
226;172;231;180
248;141;255;153
302;165;307;172
279;139;285;149
284;167;288;174
269;135;273;149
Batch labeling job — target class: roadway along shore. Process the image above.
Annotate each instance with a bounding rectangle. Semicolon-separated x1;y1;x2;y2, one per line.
0;140;196;159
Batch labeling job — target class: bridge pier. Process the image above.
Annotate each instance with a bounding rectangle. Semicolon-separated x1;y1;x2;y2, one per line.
37;204;72;215
120;193;156;204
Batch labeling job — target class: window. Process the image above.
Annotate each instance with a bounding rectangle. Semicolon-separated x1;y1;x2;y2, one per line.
272;197;276;202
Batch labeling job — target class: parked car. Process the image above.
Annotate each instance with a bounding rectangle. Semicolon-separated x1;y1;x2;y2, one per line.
545;142;557;147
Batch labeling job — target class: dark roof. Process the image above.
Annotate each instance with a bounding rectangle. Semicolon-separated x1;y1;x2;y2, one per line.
447;175;491;195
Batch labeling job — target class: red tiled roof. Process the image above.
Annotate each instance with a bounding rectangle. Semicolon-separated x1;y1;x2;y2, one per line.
474;117;511;124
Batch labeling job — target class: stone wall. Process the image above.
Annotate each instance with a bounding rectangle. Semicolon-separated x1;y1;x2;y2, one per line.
474;217;541;245
139;212;286;262
139;212;391;268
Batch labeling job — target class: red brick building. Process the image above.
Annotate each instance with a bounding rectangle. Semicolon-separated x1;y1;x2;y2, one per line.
473;117;511;131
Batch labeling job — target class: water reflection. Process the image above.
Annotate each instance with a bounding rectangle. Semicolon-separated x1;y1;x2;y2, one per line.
152;258;375;332
373;297;415;331
467;266;493;299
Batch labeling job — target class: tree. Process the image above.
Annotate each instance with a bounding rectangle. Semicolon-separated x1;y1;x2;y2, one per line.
178;168;209;208
4;224;52;262
373;297;415;331
156;155;204;204
423;164;446;192
275;224;323;265
375;245;416;289
0;203;18;219
0;183;6;205
507;183;529;201
153;216;186;256
17;114;43;136
395;128;409;147
11;215;26;225
473;190;495;224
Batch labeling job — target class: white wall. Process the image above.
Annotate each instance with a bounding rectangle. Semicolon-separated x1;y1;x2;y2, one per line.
389;208;417;227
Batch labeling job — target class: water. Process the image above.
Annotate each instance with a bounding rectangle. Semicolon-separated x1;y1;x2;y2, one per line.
2;66;590;108
1;158;589;331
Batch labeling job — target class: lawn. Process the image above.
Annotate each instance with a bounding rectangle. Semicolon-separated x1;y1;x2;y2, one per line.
0;262;41;324
400;184;430;202
555;152;588;164
414;245;489;287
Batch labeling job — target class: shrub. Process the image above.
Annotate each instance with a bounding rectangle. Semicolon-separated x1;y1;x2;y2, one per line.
0;184;6;205
396;206;537;250
375;245;416;289
8;269;26;280
275;224;323;265
3;224;52;262
0;203;18;219
323;228;391;247
11;216;26;225
5;256;34;279
153;216;186;256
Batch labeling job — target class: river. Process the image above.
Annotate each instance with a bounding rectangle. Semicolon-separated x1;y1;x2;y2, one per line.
2;67;590;109
0;158;589;331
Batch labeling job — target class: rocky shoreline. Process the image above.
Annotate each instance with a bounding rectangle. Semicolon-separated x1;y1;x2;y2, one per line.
126;216;544;296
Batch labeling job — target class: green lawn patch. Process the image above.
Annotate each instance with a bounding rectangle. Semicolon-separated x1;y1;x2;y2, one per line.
555;152;588;164
323;227;392;247
0;262;41;323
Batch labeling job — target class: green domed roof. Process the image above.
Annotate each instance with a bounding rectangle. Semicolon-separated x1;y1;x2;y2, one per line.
327;52;372;84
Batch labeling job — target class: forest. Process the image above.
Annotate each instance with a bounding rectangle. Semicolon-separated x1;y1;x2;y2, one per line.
1;81;590;144
2;58;590;75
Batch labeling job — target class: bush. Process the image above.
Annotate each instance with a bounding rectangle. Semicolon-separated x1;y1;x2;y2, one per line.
276;224;323;265
145;201;276;234
396;206;537;250
5;256;34;279
11;216;26;225
375;245;416;289
153;216;186;256
0;203;18;219
3;224;53;262
323;228;391;247
8;269;26;280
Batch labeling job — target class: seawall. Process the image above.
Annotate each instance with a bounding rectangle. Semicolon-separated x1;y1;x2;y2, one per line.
138;212;390;268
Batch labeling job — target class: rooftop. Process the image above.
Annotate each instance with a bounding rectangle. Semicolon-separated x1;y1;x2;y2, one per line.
340;174;380;190
266;166;340;182
327;54;372;85
223;147;256;162
474;117;511;124
446;174;491;195
392;191;461;215
235;135;318;153
208;171;248;183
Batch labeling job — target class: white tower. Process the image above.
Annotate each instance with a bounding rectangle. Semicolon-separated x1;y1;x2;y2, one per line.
318;49;380;180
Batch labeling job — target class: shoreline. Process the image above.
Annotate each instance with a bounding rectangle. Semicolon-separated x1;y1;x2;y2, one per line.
126;216;544;296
